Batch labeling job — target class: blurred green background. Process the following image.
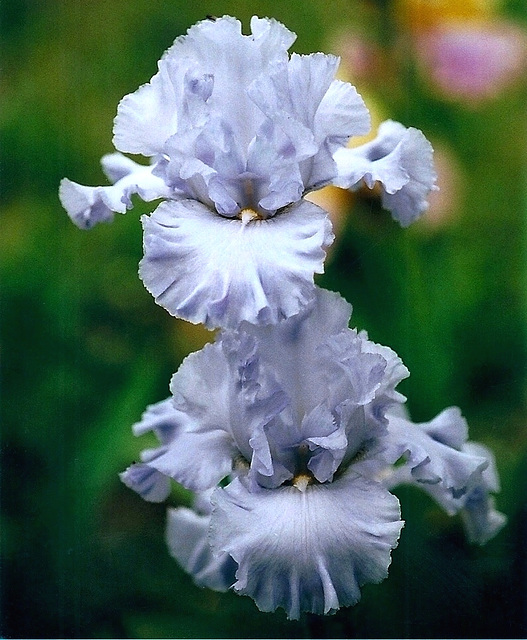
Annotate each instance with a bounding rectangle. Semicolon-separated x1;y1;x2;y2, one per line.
1;0;527;637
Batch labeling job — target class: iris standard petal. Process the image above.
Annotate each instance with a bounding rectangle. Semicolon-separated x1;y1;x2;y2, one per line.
248;52;370;201
211;473;403;619
145;334;288;491
113;53;212;156
240;288;353;421
165;16;295;152
139;198;333;329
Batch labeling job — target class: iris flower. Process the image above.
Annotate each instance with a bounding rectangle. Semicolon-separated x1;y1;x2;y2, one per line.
121;289;504;618
60;16;437;329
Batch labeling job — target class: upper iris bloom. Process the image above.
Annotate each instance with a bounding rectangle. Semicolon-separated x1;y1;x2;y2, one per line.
121;289;505;619
60;16;437;329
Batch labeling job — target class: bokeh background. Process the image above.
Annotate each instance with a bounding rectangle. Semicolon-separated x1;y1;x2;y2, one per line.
2;0;527;637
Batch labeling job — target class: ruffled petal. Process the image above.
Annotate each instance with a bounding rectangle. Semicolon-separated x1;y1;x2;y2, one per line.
383;439;506;545
119;398;184;501
308;79;371;191
461;494;507;545
145;334;288;491
247;53;370;204
139;198;333;329
166;504;237;592
246;119;311;213
358;332;410;405
113;51;213;156
314;79;371;150
382;409;488;496
239;287;407;473
247;53;334;161
442;442;506;544
333;119;438;226
59;178;117;229
211;474;403;619
241;288;353;423
163;115;247;215
59;159;172;229
165;16;295;151
318;331;389;408
314;331;399;460
146;343;238;491
303;403;348;483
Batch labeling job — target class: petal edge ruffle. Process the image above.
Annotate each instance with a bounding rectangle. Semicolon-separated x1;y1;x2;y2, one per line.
139;198;333;329
211;474;403;619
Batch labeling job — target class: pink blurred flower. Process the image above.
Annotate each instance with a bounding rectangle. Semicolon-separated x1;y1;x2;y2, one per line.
416;21;527;102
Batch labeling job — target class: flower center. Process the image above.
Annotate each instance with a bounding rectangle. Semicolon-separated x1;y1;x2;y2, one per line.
290;443;316;491
292;472;314;492
238;208;263;225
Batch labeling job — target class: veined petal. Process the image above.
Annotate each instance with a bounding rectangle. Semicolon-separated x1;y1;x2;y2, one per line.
333;119;438;226
119;461;171;503
132;397;181;444
139;198;333;329
166;504;237;592
211;474;403;619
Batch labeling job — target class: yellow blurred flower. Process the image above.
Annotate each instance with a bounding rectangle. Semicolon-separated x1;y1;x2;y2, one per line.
395;0;500;30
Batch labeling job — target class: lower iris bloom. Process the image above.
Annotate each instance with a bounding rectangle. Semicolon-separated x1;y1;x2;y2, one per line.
121;289;505;619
